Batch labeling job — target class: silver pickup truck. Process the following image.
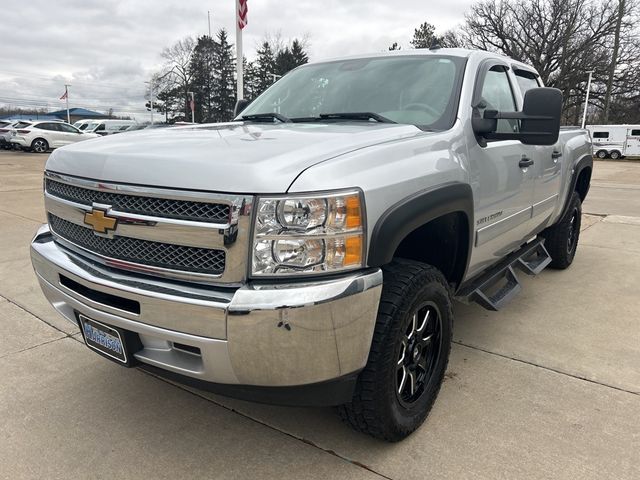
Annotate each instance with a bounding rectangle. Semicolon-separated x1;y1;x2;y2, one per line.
30;48;592;441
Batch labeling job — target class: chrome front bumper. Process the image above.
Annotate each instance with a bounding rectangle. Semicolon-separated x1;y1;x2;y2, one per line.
30;225;383;388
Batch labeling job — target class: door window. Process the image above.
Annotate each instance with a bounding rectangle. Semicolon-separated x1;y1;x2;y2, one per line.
592;132;609;138
630;129;640;136
479;66;518;134
59;124;80;133
514;71;540;95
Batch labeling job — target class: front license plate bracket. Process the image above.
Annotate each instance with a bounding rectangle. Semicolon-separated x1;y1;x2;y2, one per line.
78;315;141;367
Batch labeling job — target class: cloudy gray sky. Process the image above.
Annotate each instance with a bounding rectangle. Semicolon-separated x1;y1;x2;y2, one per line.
0;0;474;120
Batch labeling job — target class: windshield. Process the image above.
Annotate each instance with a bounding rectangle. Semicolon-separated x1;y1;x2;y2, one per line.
240;55;466;130
80;122;99;131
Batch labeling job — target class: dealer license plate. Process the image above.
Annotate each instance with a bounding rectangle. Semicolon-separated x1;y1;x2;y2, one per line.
79;315;128;364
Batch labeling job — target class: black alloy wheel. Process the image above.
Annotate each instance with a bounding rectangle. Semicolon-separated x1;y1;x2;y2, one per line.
338;260;453;441
566;207;580;256
396;302;442;408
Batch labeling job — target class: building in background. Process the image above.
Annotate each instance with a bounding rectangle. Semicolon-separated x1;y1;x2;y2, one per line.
47;108;109;124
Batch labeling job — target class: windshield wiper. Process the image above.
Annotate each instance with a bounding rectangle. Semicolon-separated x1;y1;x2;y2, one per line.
241;112;291;123
318;112;396;124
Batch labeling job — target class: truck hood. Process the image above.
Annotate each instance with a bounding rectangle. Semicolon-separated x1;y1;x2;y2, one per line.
46;122;422;193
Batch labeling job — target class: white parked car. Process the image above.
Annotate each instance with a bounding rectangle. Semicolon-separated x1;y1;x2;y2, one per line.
10;121;100;153
0;121;32;149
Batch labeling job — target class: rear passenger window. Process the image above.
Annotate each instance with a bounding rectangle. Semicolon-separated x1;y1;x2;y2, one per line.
593;132;609;138
480;66;518;134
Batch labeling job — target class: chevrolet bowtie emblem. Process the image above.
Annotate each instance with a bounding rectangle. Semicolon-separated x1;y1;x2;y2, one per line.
84;208;117;234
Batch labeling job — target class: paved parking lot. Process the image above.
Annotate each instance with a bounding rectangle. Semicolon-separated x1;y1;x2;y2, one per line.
0;150;638;479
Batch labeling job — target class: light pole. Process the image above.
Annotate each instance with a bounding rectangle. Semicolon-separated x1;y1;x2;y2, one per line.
188;91;195;123
145;81;154;125
581;71;594;129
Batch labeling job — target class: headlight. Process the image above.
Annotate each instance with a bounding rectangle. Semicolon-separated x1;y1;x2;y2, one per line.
251;189;365;276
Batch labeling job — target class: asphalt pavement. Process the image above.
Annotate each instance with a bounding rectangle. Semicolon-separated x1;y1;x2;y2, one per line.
0;151;638;479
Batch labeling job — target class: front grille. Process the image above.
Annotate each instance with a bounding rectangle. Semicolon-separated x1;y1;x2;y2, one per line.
46;179;230;223
49;214;225;275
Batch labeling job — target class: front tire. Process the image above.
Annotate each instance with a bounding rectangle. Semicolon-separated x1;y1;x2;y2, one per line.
542;192;582;269
595;150;608;159
338;259;453;441
31;138;49;153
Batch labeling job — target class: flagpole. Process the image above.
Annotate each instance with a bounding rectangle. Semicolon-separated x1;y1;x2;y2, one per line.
236;0;244;101
188;91;195;123
64;84;70;123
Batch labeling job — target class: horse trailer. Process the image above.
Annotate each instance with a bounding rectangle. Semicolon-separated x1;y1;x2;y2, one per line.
588;125;640;159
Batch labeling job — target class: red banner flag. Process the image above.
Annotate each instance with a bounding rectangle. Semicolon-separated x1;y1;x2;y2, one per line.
237;0;248;30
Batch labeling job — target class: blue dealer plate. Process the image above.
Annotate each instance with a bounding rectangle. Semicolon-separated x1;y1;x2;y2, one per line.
79;315;128;364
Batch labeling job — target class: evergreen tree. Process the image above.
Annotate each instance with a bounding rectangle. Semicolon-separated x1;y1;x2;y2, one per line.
274;39;309;77
274;48;296;76
254;41;277;94
211;29;236;122
156;86;183;122
410;22;437;49
289;39;309;66
244;56;260;100
189;35;217;122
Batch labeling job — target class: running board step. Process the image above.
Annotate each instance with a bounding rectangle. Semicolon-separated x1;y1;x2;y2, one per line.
517;241;552;275
455;238;552;311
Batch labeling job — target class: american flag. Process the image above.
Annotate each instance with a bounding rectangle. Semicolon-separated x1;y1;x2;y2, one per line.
237;0;248;30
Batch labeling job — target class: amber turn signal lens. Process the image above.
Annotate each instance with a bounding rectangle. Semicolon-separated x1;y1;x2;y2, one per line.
345;195;362;230
344;235;363;266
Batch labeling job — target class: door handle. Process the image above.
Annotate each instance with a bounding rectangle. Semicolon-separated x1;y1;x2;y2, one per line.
551;150;562;159
519;157;534;168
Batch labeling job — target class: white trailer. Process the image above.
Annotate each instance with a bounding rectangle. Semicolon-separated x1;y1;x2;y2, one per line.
587;124;640;159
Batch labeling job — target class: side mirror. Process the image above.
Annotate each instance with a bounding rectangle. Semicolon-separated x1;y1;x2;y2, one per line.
472;87;562;146
234;98;251;118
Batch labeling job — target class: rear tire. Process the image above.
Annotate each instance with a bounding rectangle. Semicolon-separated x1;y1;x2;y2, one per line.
31;138;49;153
542;192;582;269
595;150;608;159
609;150;621;160
338;259;453;442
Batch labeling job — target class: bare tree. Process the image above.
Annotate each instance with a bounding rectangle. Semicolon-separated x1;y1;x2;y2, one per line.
462;0;640;123
603;0;639;122
158;36;196;119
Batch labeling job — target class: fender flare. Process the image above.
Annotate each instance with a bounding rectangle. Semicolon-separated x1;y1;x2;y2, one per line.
560;154;592;218
368;182;474;277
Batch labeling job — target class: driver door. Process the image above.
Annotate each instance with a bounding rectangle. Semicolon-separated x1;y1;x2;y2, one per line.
466;63;538;275
58;123;84;145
